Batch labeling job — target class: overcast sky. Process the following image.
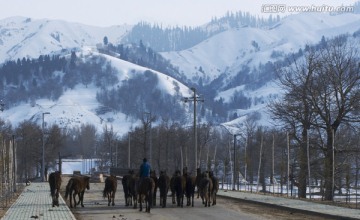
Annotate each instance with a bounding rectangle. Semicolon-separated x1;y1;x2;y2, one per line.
0;0;358;27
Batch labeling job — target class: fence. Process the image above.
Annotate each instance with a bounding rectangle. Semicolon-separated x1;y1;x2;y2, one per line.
219;177;360;208
0;136;20;209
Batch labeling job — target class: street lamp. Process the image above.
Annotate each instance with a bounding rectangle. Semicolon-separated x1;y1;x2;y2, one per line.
12;135;16;192
41;112;50;182
233;134;237;190
144;112;153;165
128;131;131;168
183;87;204;173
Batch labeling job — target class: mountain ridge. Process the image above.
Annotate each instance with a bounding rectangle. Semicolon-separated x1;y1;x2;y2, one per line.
1;12;360;135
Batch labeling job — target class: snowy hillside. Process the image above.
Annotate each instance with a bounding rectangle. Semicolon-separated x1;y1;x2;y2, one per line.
1;48;192;135
161;13;360;84
1;12;360;134
0;16;131;62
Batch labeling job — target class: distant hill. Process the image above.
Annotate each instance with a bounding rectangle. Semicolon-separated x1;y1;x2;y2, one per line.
0;11;360;135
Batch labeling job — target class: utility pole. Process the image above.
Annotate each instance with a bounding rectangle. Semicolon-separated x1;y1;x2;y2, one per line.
128;132;131;168
42;112;50;182
233;134;237;190
183;87;204;173
12;135;16;192
144;112;153;166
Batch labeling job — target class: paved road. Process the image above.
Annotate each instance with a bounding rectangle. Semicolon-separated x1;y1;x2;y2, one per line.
2;179;360;220
67;181;272;220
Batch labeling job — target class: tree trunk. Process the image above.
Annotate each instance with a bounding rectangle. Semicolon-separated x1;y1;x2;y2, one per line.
324;129;334;201
298;128;308;198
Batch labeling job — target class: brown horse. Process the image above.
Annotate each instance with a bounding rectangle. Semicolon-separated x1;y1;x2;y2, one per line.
128;173;139;209
137;177;155;213
198;171;213;207
150;170;158;206
103;175;117;206
173;170;186;207
65;175;90;208
170;172;177;204
209;171;219;205
185;172;196;207
48;171;61;207
195;168;202;198
158;170;170;208
122;170;134;206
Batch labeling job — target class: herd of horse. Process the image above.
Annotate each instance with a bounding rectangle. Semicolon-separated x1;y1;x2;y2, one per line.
48;167;219;213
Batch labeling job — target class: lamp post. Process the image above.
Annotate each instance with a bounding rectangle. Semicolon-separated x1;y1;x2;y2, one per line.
233;134;237;190
41;112;50;182
232;134;242;190
183;87;204;173
12;135;16;192
128;132;131;168
144;112;153;165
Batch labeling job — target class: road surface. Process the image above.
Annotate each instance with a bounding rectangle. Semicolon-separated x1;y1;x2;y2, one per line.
60;176;328;220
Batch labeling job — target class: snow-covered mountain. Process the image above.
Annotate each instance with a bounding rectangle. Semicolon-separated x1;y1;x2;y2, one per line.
160;12;360;84
1;12;360;135
0;16;131;62
1;47;192;134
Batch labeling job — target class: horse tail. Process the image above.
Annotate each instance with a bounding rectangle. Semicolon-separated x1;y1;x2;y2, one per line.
103;188;107;198
49;173;55;197
65;178;73;200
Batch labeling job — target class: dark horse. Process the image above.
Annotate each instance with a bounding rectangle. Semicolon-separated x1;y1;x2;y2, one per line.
48;171;61;207
137;177;155;213
103;175;117;206
195;168;202;198
65;175;90;208
128;172;139;209
170;172;176;204
122;170;134;206
173;170;186;207
150;170;158;206
184;172;196;207
198;171;213;207
158;170;170;208
209;171;219;205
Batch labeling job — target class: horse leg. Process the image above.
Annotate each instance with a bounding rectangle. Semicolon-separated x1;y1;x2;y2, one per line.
180;193;184;208
139;194;143;212
125;193;128;206
76;193;81;205
145;194;149;213
69;192;72;208
147;193;151;213
72;193;76;208
207;193;211;207
172;191;175;204
176;192;179;206
80;191;85;207
51;195;55;207
112;191;115;206
191;194;194;207
133;195;137;209
154;189;157;206
55;189;59;207
164;192;167;207
107;192;110;206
